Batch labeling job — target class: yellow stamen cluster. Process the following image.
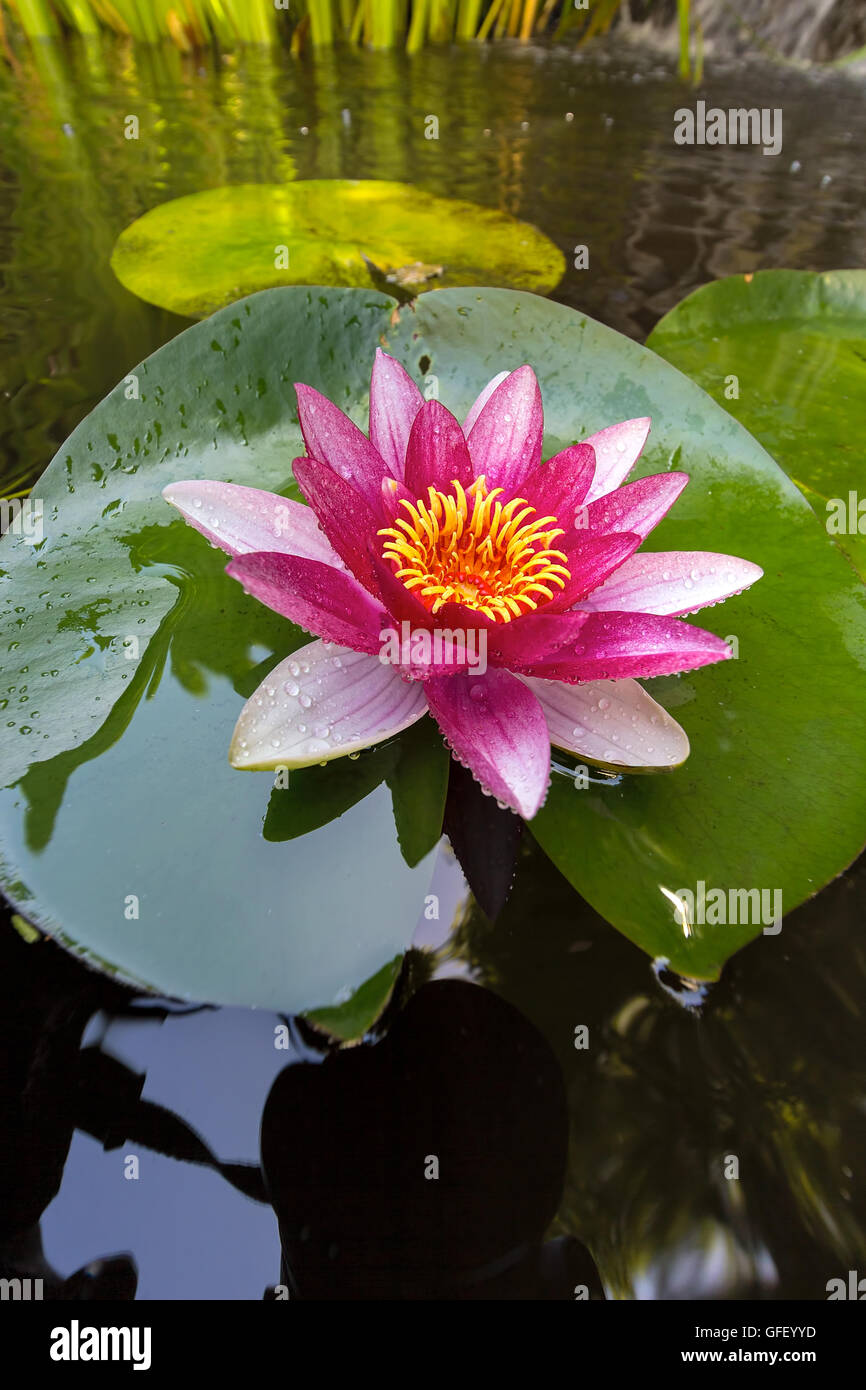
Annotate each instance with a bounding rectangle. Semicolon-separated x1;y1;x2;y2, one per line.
378;475;570;623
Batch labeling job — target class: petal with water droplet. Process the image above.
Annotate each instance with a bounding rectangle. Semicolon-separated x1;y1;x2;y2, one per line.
295;381;392;509
521;674;689;770
369;348;424;479
582;471;689;544
463;370;509;434
230;642;427;770
576;551;764;616
424;668;550;818
466;365;543;490
582;417;651;502
225;552;385;654
161;479;341;567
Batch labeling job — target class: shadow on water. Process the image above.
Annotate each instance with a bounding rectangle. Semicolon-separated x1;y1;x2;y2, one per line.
2;827;865;1298
0;912;603;1299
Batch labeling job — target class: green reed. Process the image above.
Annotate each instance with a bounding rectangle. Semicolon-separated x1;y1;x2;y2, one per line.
1;0;698;68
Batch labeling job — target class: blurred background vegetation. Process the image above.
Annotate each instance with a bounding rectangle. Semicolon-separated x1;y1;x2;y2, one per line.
0;0;700;67
2;0;863;77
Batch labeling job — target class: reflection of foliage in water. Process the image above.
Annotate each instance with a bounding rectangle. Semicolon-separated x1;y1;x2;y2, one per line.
4;40;866;498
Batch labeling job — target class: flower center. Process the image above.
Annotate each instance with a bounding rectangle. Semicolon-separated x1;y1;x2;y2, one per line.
378;475;570;623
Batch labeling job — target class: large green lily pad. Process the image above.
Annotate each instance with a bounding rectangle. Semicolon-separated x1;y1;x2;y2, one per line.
0;289;450;1012
647;269;866;581
1;287;864;999
110;181;565;318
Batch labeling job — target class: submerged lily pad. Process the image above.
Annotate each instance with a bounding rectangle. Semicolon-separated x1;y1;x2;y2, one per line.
1;286;864;999
110;181;565;317
647;269;866;581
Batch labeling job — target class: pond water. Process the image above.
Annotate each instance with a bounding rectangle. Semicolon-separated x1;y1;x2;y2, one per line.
1;36;864;1299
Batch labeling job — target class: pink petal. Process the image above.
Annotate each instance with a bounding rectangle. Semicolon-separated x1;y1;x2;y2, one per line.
579;472;689;545
229;641;427;770
583;418;652;502
381;626;485;680
577;551;764;617
424;668;551;819
295;382;391;509
519;443;596;521
523;611;733;682
486;610;589;669
403;399;473;497
292;455;381;593
467;365;543;490
463;371;509;434
161;480;341;567
522;675;689;769
369;349;424;480
553;531;643;609
226;553;385;655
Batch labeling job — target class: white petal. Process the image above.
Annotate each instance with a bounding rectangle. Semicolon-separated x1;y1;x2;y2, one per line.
162;480;342;566
577;551;764;616
230;640;427;770
520;674;689;770
463;371;509;434
583;418;651;502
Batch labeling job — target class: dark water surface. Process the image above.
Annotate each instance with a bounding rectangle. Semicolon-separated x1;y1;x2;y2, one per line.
1;37;865;1299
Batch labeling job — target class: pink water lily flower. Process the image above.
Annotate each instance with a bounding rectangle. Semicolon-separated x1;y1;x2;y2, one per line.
162;351;762;819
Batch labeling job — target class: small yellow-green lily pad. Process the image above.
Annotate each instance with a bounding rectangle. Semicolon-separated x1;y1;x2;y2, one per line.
110;180;565;317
